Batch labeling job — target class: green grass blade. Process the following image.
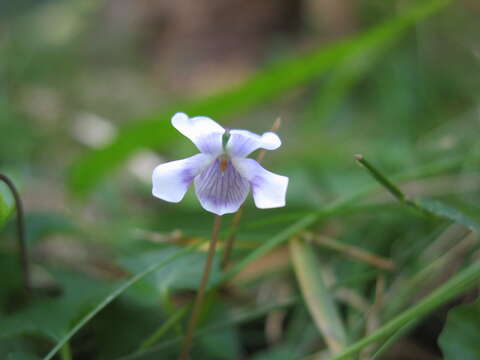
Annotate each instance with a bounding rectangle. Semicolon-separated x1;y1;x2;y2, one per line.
139;306;188;350
290;237;347;354
355;154;406;202
415;199;480;233
355;155;480;231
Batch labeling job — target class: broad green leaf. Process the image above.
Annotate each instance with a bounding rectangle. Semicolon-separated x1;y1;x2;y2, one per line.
68;0;451;196
196;305;241;360
251;345;298;360
90;298;168;359
120;247;222;292
7;353;41;360
415;198;480;233
0;337;40;360
438;298;480;360
24;212;76;245
0;271;113;341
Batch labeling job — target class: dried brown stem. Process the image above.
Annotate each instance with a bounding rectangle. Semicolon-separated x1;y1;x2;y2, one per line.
306;232;395;271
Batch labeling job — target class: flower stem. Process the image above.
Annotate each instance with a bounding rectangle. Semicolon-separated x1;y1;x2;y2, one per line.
0;174;31;295
178;215;222;360
220;208;243;270
221;118;282;270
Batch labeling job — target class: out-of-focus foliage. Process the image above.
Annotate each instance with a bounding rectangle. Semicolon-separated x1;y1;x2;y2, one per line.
68;0;451;195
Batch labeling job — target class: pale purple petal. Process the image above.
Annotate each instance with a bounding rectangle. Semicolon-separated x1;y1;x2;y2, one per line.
171;112;225;155
232;158;288;209
152;153;213;203
226;130;281;158
194;158;250;215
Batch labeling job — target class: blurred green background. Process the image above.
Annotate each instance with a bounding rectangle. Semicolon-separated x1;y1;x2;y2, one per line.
2;0;480;359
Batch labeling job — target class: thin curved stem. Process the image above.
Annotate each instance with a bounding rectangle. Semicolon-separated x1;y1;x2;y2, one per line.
0;174;31;294
178;215;222;360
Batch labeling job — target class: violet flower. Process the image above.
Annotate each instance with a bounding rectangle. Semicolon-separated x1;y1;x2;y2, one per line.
152;113;288;215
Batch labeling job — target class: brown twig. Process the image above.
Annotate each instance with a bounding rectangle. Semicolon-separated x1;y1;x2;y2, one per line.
178;215;222;360
0;174;31;295
221;118;282;270
305;232;395;271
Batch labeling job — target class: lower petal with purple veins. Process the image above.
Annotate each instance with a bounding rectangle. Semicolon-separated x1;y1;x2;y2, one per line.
152;153;213;203
194;158;250;216
232;158;288;209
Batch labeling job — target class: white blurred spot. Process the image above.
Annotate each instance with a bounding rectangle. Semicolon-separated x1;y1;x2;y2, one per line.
72;112;117;148
128;150;164;183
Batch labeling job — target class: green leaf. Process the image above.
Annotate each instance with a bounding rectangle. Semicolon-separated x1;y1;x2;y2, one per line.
68;0;451;196
7;352;41;360
0;192;12;230
438;298;480;360
120;246;222;292
251;345;298;360
196;305;241;360
415;199;480;233
24;212;76;245
0;271;113;341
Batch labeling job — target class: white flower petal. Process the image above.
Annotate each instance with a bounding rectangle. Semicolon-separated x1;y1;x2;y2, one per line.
152;153;213;203
171;112;225;155
233;158;288;209
226;130;281;158
194;158;250;216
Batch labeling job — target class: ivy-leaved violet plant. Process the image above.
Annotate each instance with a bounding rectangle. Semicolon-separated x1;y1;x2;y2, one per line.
151;113;288;360
152;112;288;215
